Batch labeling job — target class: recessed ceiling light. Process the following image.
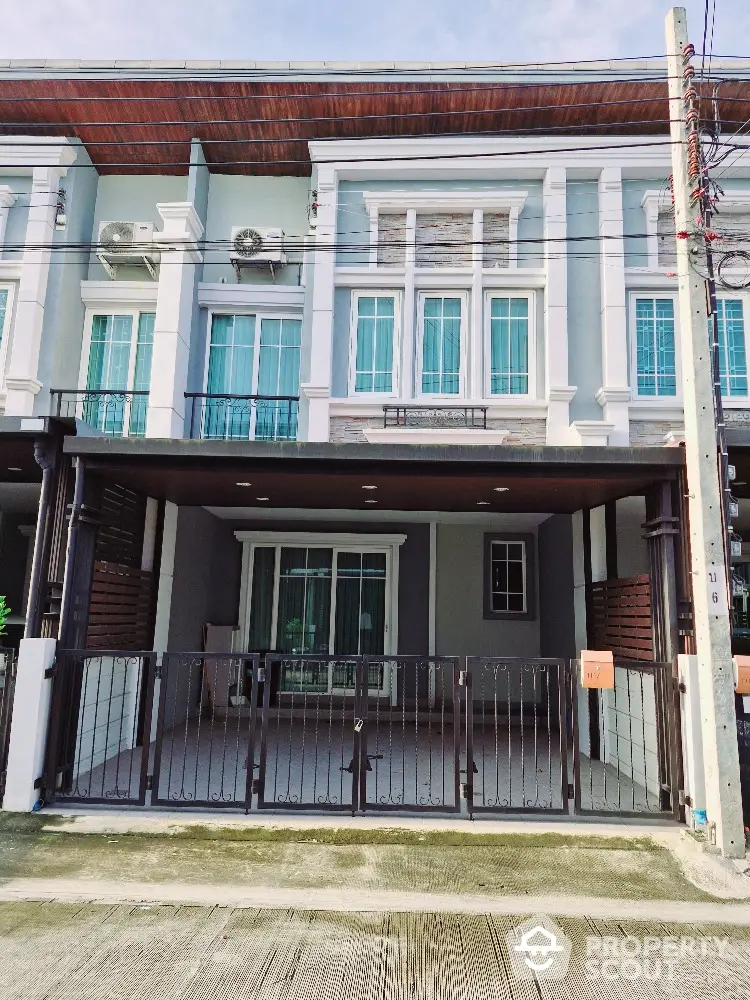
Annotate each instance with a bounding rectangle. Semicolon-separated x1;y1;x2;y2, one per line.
477;501;490;506
7;467;22;472
364;500;378;504
256;497;269;501
493;487;510;493
235;482;252;487
362;485;378;490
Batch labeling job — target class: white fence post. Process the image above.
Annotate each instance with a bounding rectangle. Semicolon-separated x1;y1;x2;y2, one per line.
678;653;706;827
2;638;56;812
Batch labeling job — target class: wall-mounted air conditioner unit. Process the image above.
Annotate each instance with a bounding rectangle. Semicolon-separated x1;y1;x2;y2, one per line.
97;221;160;280
229;226;287;280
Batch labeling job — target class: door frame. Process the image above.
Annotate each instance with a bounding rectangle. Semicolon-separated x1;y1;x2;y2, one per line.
235;531;406;697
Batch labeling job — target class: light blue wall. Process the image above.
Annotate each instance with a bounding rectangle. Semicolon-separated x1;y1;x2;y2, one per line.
201;175;310;286
331;287;351;397
336;179;544;268
36;142;99;412
567;181;603;421
623;179;654;269
0;175;32;262
87;174;188;281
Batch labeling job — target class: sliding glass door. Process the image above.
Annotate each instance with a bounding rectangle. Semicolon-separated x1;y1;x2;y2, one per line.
245;544;390;693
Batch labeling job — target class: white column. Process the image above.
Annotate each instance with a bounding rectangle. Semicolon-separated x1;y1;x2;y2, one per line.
543;167;577;444
300;166;337;441
2;638;56;812
596;167;631;444
0;186;17;251
145;203;203;439
469;209;483;399
678;653;706;826
401;209;417;399
4;167;64;416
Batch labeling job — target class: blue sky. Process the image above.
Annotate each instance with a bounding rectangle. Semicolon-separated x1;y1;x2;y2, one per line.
1;1;747;62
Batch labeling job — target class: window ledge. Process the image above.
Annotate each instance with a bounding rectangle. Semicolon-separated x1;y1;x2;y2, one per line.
362;427;511;445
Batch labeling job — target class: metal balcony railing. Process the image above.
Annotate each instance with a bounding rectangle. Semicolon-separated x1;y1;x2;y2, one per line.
50;389;150;437
185;393;299;442
382;405;488;429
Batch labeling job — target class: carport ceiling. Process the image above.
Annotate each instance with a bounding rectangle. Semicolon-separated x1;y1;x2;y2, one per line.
72;459;674;513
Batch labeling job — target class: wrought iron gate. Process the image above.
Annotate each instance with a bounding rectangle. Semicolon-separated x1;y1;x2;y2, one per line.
0;649;17;806
44;650;680;818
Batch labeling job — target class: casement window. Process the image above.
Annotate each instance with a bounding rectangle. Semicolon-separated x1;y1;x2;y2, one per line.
716;298;749;397
417;293;466;396
350;293;399;395
83;311;155;436
0;284;14;390
204;313;302;440
486;294;532;395
633;296;677;397
484;533;535;621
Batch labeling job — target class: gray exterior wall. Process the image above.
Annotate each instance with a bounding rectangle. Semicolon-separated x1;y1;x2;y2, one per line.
435;523;540;657
87;174;188;281
201;175;310;285
167;506;243;651
537;513;576;659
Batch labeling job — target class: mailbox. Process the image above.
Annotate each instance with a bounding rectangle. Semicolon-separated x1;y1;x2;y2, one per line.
734;655;750;695
580;649;615;689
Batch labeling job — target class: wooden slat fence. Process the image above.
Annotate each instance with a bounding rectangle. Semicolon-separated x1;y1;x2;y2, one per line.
86;561;155;651
589;574;654;661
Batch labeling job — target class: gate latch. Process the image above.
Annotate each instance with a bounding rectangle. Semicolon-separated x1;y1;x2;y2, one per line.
354;718;364;733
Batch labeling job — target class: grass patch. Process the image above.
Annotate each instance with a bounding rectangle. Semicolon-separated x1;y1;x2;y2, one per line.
0;813;62;835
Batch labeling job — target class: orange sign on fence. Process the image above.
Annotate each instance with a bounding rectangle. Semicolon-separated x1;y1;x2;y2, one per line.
734;656;750;695
580;650;615;689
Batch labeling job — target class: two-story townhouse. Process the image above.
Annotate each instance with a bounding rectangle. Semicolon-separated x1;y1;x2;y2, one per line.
1;60;749;821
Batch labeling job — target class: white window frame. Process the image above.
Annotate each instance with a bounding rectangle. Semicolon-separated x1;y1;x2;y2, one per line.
0;282;17;395
235;530;405;701
628;292;682;402
78;305;155;435
347;290;402;398
483;290;535;400
415;290;469;399
715;292;750;404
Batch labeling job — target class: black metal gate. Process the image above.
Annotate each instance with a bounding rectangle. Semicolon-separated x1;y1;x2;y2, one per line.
44;649;157;805
570;659;680;817
465;658;570;815
44;649;680;818
0;649;17;806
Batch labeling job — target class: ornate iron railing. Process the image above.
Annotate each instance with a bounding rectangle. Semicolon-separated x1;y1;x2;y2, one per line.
383;405;488;429
185;393;299;442
50;389;150;437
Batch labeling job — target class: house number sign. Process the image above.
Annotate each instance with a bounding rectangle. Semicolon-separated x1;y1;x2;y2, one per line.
707;564;728;618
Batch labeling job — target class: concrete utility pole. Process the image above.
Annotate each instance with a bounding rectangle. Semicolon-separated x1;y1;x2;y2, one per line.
666;7;745;857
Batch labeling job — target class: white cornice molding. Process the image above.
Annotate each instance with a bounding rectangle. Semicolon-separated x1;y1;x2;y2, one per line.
596;386;631;405
362;189;528;214
156;202;204;242
0;262;23;281
235;530;407;547
198;282;305;311
0;137;78;173
80;280;159;309
0;186;17;210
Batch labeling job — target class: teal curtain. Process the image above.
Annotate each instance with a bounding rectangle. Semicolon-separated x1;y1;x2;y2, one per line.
334;552;386;660
247;547;277;650
128;312;154;437
490;297;529;394
717;299;748;397
422;297;461;394
355;297;395;393
85;314;133;434
205;314;255;439
256;318;301;440
636;298;676;396
276;547;333;692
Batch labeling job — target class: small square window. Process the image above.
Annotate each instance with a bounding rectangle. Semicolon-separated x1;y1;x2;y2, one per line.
484;533;535;621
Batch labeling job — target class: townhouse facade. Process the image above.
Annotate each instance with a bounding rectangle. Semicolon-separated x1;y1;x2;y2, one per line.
0;60;748;821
